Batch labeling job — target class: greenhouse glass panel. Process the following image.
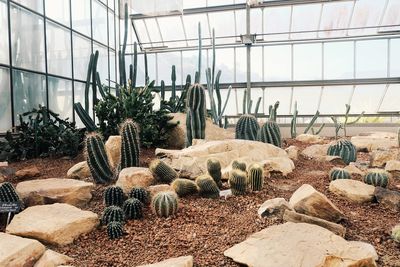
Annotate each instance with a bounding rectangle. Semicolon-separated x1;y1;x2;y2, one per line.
380;0;400;32
72;33;92;81
293;43;322;80
220;89;235;115
208;11;235;37
292;86;321;115
324;41;354;79
0;0;9;65
250;8;262;37
214;48;234;84
13;0;43;14
208;0;234;7
349;0;386;36
263;6;291;41
235;9;246;37
319;86;353;114
92;0;108;45
235;47;247;83
356;40;388;78
350;84;386;114
236;88;246;114
157;52;181;85
182;50;199;82
264;45;291;81
48;77;73;120
183;0;206;9
45;0;70;26
146;53;157;84
182;14;210;44
0;68;11;132
290;4;321;40
318;1;353;38
264;87;292;115
71;0;91;37
251;46;263;82
133;20;151;46
108;0;115;10
379;84;400;112
158;16;185;43
109;51;116;84
109;10;115;49
251;88;264;114
93;43;109;85
390;39;400;77
144;18;162;45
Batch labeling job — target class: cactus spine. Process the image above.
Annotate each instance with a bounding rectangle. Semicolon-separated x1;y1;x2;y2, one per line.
122;198;143;220
229;169;247;195
363;170;390;188
186;83;206;147
104;186;124;207
207;158;222;187
101;206;125;225
129;187;149;205
120;119;140;169
257;121;282;147
151;191;179;218
171;178;198;197
107;221;124;240
329;168;351;181
248;164;264;191
231;160;247;172
327;139;357;165
195;174;220;199
149;159;178;183
235;114;259;141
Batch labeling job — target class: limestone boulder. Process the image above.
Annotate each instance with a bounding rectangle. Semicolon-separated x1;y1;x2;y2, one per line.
116;167;155;194
370;149;400;167
34;250;72;267
301;144;329;160
351;132;397;152
16;178;94;207
289;184;344;222
257;198;292;218
385;160;400;179
6;203;99;246
329;179;375;203
0;233;45;267
344;163;365;177
105;135;121;168
137;256;193;267
285;145;298;160
262;157;295;176
15;166;40;180
224;222;378;267
295;134;322;143
374;187;400;211
67;161;90;180
148;184;174;198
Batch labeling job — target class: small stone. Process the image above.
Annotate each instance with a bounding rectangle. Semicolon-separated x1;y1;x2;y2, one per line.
329;179;375;203
295;134;322;143
370;149;400;167
67;161;90;179
116;167;155;194
0;161;8;167
34;249;73;267
258;198;292;218
148;184;174;198
15;166;40;180
301;144;330;160
137;255;193;267
385;160;400;179
374;187;400;211
344;163;365;177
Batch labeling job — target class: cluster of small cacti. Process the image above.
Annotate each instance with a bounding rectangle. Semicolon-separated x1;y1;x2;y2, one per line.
363;170;390;188
195;175;220;199
232;160;247;172
129;187;149;204
235;114;259;141
104;186;125;207
107;221;124;240
248;164;264;191
171;178;198;197
392;225;400;243
151;191;179;217
149;159;178;183
229;169;247;195
120;119;140;169
101;205;125;225
122;198;143;219
327;139;357;165
257;121;282;147
329;168;351;181
207;158;222;187
0;182;23;211
186;83;206;146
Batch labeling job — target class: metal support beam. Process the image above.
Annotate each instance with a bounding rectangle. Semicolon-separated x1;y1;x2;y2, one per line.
246;3;251;110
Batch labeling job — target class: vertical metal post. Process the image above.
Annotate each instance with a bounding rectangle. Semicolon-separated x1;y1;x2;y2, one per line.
7;0;15;127
69;0;75;122
43;0;49;109
246;2;251;111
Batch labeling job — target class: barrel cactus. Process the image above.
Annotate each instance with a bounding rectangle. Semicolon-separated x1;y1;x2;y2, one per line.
107;221;124;240
257;120;282;147
392;224;400;243
363;169;390;188
327;139;357;165
195;174;220;199
229;169;248;195
151;191;179;218
104;186;125;207
232;160;247;172
207;158;222;187
122;198;143;220
186;83;206;146
129;187;149;205
329;168;351;181
171;178;198;197
0;182;23;211
101;205;125;225
149;159;178;183
248;163;264;191
235;114;259;141
120;119;140;169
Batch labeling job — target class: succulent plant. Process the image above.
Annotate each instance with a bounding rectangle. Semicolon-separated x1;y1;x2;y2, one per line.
327;139;357;165
363;169;390;188
101;205;125;225
186;83;206;146
235;114;259;141
107;221;124;240
392;224;400;243
149;159;178;184
207;158;222;187
171;178;198;197
229;169;247;195
0;182;23;211
129;187;149;205
151;191;179;218
257;120;282;147
248;163;264;191
329;168;351;181
120;119;140;169
104;186;125;207
195;174;220;199
231;160;247;172
122;198;143;220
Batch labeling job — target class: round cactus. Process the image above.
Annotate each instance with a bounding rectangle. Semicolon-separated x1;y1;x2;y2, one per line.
329;168;351;181
151;191;179;218
107;221;124;240
122;198;143;220
129;187;149;205
149;159;178;183
257;120;282;147
101;205;125;225
207;158;222;187
229;169;248;195
171;178;198;197
104;186;125;207
195;174;220;199
0;182;23;211
327;139;357;165
248;163;264;191
363;169;390;188
235;114;259;141
392;224;400;243
231;160;247;172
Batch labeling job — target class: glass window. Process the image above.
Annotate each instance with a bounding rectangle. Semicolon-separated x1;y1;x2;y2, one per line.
293;43;322;80
73;33;91;81
356;40;388;78
318;1;353;38
71;0;91;37
235;9;246;37
46;21;72;78
108;10;115;49
144;18;162;46
292;86;321;115
250;9;262;37
182;50;200;83
92;0;108;45
235;47;246;83
264;45;291;81
379;84;400;112
48;77;73;120
45;0;70;26
349;0;386;36
380;0;400;32
0;68;11;131
13;0;43;14
265;87;292;115
350;84;386;113
214;48;234;84
390;39;400;77
11;4;45;72
251;46;262;82
264;6;291;41
182;14;210;46
0;1;9;65
324;41;354;79
220;88;235;115
158;16;185;44
108;0;115;10
157;52;181;86
109;51;116;85
291;4;322;40
319;86;353;114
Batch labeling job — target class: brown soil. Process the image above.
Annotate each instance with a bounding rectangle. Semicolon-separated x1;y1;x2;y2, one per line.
3;141;400;267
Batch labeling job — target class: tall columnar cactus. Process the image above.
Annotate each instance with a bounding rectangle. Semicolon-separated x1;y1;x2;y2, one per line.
235;114;259;141
171;178;198;197
0;182;23;211
329;168;351;181
257;121;282;147
104;186;125;207
229;169;248;195
195;174;220;199
120;119;140;169
231;160;247;172
101;206;125;225
268;101;280;122
107;221;124;240
290;101;298;138
171;65;176;100
85;133;114;184
327;139;357;165
186;83;206;147
149;159;178;183
122;198;143;220
363;170;390;188
248;164;264;191
129;187;149;205
392;224;400;243
151;191;179;218
207;158;222;188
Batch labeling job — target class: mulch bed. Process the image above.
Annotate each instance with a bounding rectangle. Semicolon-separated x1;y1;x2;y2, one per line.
3;140;400;266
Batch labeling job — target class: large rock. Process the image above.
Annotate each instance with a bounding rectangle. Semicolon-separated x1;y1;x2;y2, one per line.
285;146;299;160
67;161;90;180
137;256;193;267
370;149;400;167
385;160;400;179
295;134;322;143
6;203;99;246
34;249;72;267
289;184;344;222
116;167;155;194
148;184;174;198
351;132;398;152
262;157;295;176
374;187;400;211
0;233;45;267
224;222;378;267
105;135;121;168
329;179;375;203
15;166;40;180
300;144;342;163
258;198;292;218
344;163;365;177
16;178;94;207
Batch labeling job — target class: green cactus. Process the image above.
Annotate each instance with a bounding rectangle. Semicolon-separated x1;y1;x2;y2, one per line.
303;110;320;134
392;224;400;243
101;205;125;225
151;191;179;218
268;101;279;122
171;178;198;197
186;83;206;147
120;119;140;169
129;187;149;205
232;160;247;172
107;221;124;240
171;65;176;100
85;133;114;184
122;198;143;220
327;139;357;165
0;182;23;211
229;169;247;195
149;159;178;183
363;170;390;188
104;186;124;207
73;102;97;132
257;120;282;147
248;163;264;191
195;174;220;199
290;101;298;138
235;114;259;141
329;168;351;181
207;158;222;187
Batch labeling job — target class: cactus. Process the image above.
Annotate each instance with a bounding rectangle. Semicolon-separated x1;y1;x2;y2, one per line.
129;187;149;205
151;191;179;218
327;139;357;165
0;182;23;211
171;178;198;197
329;168;351;181
107;221;124;240
101;205;125;225
195;174;220;199
171;65;176;100
290;101;298;138
363;169;390;188
229;169;247;195
235;114;259;141
104;186;124;207
248;163;264;191
303;110;320;134
257;120;282;147
73;103;97;132
231;160;247;172
392;224;400;243
85;133;114;184
149;159;178;183
268;101;279;122
207;158;222;187
122;198;143;220
331;104;365;139
120;119;140;169
186;83;206;146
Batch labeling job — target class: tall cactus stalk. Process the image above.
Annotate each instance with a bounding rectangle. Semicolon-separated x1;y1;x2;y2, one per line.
186;84;206;146
196;22;202;84
120;119;140;169
291;101;298;138
171;65;176;100
304;110;320;134
131;42;138;88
